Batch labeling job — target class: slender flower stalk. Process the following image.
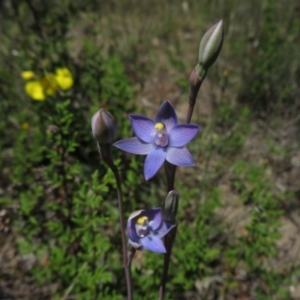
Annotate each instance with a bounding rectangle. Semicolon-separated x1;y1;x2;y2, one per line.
104;158;133;300
127;247;136;267
185;65;207;124
159;21;224;300
158;191;178;300
91;109;133;300
164;161;177;192
158;226;177;300
159;102;195;299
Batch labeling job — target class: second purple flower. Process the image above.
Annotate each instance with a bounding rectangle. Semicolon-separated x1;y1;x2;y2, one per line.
114;100;200;180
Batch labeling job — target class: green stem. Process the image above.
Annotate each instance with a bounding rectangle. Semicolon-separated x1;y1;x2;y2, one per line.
185;65;206;123
158;65;206;300
104;158;133;300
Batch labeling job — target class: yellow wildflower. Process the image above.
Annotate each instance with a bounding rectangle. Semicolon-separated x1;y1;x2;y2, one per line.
54;68;73;90
40;73;57;96
25;81;45;101
24;68;73;100
21;122;29;130
21;71;35;80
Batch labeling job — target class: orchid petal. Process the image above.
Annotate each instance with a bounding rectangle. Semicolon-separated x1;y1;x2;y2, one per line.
114;137;154;155
166;147;195;166
127;210;145;223
146;208;162;231
129;114;155;143
169;124;200;147
128;239;141;250
155;101;178;131
140;235;166;253
127;216;140;245
144;147;166;180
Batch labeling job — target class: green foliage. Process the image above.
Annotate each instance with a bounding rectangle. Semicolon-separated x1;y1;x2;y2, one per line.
226;161;283;298
11;90;137;298
236;0;300;115
171;188;222;290
0;1;139;297
0;1;297;300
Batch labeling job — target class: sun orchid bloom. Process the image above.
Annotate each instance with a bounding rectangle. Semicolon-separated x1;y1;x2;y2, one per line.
127;208;175;253
114;101;200;180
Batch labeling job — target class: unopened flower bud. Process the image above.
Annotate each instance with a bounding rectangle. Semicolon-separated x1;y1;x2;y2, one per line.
198;19;224;71
91;108;116;144
162;190;179;223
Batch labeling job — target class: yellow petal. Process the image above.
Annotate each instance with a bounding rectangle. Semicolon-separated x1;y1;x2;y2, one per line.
25;81;46;101
55;76;74;90
55;68;73;90
40;74;57;96
55;67;72;77
21;71;35;80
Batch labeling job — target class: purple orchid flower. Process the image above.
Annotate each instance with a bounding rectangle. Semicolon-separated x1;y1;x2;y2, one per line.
114;101;200;180
127;208;175;253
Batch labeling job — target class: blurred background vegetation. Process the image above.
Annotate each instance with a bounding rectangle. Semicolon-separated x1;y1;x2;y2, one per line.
0;0;300;299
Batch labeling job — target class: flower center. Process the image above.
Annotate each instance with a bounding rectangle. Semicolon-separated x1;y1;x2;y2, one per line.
137;228;148;237
154;122;168;147
135;216;149;237
136;216;148;225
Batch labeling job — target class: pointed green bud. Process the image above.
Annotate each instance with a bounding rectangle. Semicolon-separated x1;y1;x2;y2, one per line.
162;190;179;224
198;19;224;71
91;108;116;144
